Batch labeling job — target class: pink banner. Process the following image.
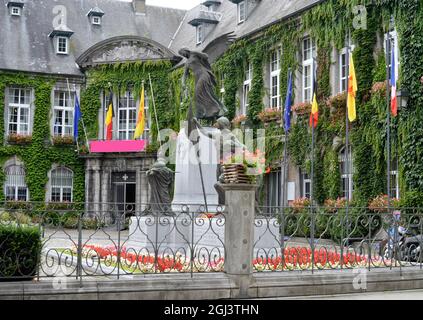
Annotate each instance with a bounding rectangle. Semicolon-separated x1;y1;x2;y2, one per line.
90;140;146;153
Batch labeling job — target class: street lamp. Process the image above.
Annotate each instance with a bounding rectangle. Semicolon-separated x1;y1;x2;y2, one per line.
397;89;410;109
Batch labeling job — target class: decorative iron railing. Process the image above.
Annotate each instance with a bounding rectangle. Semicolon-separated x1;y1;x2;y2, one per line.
0;202;225;281
253;206;423;272
2;202;423;281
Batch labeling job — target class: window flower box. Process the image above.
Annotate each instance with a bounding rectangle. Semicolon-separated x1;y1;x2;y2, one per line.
258;108;282;124
292;102;311;116
52;135;74;146
7;133;32;145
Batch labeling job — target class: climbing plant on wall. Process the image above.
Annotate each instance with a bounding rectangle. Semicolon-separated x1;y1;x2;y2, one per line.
0;73;85;202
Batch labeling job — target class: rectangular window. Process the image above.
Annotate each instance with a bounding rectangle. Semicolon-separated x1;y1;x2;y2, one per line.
57;37;68;54
196;24;203;45
390;158;400;199
302;37;315;102
238;1;246;24
92;16;101;25
4;165;28;202
339;49;348;93
11;6;21;16
270;48;281;109
266;170;282;207
7;88;31;136
118;91;137;140
242;62;252;115
340;148;354;200
301;171;311;199
53;90;74;137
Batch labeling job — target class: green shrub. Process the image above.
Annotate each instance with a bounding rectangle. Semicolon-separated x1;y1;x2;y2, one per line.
0;224;42;280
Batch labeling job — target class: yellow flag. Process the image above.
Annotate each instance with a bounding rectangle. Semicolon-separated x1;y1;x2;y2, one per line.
347;55;358;122
133;85;145;139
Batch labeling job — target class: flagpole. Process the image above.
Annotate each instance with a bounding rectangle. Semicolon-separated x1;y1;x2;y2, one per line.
310;58;317;275
386;36;392;209
345;41;351;253
66;79;80;151
148;73;162;148
281;69;291;210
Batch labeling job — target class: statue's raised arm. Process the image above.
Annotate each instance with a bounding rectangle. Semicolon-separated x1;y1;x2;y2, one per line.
178;48;227;121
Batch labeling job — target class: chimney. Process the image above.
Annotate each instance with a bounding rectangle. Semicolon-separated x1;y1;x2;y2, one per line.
132;0;146;15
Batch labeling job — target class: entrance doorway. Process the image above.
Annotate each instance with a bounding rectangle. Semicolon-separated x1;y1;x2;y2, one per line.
112;172;136;219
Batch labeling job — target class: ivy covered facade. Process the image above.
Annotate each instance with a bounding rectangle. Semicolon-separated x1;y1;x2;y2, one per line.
1;0;423;208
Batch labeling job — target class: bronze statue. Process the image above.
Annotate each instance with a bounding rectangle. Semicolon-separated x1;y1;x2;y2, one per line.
146;157;174;216
179;48;227;121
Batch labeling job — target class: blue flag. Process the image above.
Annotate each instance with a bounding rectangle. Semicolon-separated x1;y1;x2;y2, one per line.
284;70;293;132
73;95;82;141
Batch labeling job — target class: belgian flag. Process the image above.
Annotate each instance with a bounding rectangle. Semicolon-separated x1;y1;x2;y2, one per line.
105;91;114;140
309;66;318;128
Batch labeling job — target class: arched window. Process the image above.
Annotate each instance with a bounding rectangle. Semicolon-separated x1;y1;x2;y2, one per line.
339;147;353;200
50;167;73;202
4;164;28;201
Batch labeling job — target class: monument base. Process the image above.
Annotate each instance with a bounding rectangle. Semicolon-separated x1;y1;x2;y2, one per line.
172;124;220;212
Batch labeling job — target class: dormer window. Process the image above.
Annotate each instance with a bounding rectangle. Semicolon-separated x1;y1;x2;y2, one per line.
11;6;21;16
7;1;24;16
238;1;246;24
196;24;204;45
48;26;74;56
92;16;101;25
57;37;68;55
87;7;105;26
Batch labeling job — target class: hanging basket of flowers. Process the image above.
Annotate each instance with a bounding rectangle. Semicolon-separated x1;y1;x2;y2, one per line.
221;149;266;184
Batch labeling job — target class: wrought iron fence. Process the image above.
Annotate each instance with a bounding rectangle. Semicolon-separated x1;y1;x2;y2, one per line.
0;202;225;281
253;206;423;272
2;202;423;281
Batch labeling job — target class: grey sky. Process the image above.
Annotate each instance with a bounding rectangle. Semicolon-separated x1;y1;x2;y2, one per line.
146;0;201;10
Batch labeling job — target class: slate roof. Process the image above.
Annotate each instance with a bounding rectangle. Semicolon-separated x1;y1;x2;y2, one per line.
0;0;186;76
0;0;325;77
169;0;323;55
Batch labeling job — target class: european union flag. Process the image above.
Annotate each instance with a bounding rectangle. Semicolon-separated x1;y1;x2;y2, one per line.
73;95;82;141
284;70;293;132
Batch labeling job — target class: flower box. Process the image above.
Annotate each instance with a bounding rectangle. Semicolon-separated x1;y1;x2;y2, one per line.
52;135;74;146
258;108;282;123
7;134;32;145
292;102;311;116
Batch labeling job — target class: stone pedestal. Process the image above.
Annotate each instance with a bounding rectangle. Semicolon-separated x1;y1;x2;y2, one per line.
172;124;219;211
220;183;257;298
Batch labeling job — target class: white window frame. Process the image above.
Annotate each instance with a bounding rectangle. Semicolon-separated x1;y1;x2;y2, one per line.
7;87;32;136
49;167;74;203
53;90;74;138
141;94;151;141
339;48;348;93
384;30;400;85
301;171;311;199
238;1;246;24
196;24;204;45
57;36;68;55
340;147;353;200
4;164;29;202
270;47;282;109
302;37;315;102
390;158;400;199
92;16;101;25
11;6;21;16
241;62;252;116
118;91;137;140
